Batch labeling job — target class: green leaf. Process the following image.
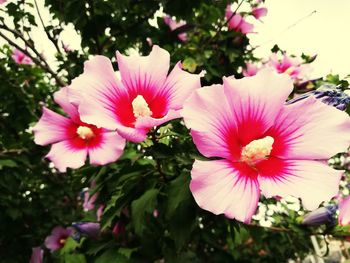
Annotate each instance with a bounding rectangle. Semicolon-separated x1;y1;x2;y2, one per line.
165;172;191;218
95;248;128;263
60;237;80;255
131;188;159;236
182;57;197;73
64;254;86;263
0;159;17;169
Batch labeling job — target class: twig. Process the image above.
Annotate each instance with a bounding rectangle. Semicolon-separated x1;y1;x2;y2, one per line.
33;0;62;55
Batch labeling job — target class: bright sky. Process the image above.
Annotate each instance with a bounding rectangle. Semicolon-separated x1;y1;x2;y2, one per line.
2;0;350;79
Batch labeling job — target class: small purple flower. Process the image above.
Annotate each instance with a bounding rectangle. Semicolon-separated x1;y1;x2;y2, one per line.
287;84;350;111
29;247;43;263
302;205;337;226
44;226;73;252
72;222;100;240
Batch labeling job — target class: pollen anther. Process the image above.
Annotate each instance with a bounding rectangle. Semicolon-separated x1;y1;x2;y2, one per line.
132;95;152;118
241;136;274;165
77;126;94;140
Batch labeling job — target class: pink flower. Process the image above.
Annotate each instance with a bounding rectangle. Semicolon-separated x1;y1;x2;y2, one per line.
96;204;105;222
0;0;7;4
68;45;202;143
252;7;268;20
112;221;125;238
44;226;73;252
11;48;33;65
267;53;311;82
83;181;98;211
33;87;125;172
242;62;259;77
225;5;254;34
339;196;350;226
182;69;350;223
29;247;43;263
163;15;187;42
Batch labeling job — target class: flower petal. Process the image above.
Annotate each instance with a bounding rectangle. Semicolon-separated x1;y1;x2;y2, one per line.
68;55;126;106
135;109;180;129
46;140;87;172
160;62;202;110
267;96;350;159
88;131;126;165
115;125;148;143
53;87;80;122
257;158;342;210
182;85;241;160
116;45;170;96
33;107;74;146
339;195;350;226
223;68;293;146
190;159;259;223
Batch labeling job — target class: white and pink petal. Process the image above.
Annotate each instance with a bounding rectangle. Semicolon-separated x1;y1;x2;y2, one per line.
257;158;342;210
88;131;126;165
45;140;88;172
33;107;75;146
190;159;260;223
268;97;350;160
182;85;241;160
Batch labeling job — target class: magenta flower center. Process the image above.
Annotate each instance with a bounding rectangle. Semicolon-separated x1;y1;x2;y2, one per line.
131;95;153;118
240;136;274;166
76;126;95;140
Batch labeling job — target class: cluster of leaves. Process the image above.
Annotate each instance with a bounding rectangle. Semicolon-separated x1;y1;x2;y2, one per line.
0;0;349;262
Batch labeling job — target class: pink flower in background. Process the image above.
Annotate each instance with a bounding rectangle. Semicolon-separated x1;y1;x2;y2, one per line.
112;221;125;238
163;15;187;42
225;5;254;34
68;45;202;143
339;196;350;226
182;69;350;223
252;7;268;20
33;87;125;172
29;247;43;263
267;53;311;82
242;62;260;77
11;48;33;65
45;226;73;252
83;181;98;211
96;204;105;222
0;0;7;4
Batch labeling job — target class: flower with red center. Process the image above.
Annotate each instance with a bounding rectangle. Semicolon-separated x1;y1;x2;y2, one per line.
11;48;33;65
252;7;268;20
225;5;254;34
44;226;73;252
267;53;311;82
68;45;202;143
163;15;188;42
182;69;350;223
33;87;125;172
339;195;350;226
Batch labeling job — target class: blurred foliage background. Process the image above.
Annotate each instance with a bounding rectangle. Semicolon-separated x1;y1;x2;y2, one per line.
0;0;349;262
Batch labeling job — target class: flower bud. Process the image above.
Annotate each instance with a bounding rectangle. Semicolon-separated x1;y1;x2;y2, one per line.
302;205;337;226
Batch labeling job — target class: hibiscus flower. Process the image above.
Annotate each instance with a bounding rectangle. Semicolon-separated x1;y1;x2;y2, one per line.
182;69;350;223
68;45;202;142
33;87;125;172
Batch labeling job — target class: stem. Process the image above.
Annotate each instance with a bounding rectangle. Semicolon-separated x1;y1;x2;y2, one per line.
151;130;168;183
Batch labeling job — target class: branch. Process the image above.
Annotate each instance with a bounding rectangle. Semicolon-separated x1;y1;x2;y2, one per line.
33;0;62;55
0;25;67;87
